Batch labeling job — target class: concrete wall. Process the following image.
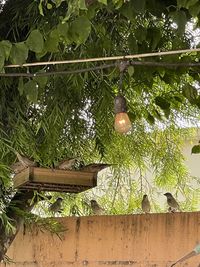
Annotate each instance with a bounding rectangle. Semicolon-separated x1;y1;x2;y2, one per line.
1;212;200;267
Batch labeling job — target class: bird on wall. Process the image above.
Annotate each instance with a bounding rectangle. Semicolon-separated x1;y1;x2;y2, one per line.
90;199;105;215
15;152;37;168
81;163;111;173
141;194;151;213
57;158;77;170
49;197;63;214
164;192;181;212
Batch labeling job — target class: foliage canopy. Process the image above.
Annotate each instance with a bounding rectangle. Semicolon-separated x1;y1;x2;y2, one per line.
0;0;200;260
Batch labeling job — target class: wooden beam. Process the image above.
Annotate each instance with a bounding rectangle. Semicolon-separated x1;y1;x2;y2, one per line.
31;167;96;186
13;167;98;193
13;167;30;187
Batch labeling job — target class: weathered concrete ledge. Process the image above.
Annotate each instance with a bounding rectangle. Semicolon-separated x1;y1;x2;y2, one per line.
1;212;200;267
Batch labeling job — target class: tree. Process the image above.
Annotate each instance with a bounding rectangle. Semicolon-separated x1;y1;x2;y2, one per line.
0;0;200;261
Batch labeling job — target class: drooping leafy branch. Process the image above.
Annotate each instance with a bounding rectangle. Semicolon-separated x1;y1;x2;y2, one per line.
0;0;200;261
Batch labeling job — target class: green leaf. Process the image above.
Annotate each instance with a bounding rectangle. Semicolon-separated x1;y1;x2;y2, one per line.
152;109;163;121
47;3;52;9
128;112;137;122
112;0;123;9
158;68;165;78
163;108;170;119
149;28;161;50
24;80;38;103
52;0;65;8
50;28;60;40
63;0;78;22
128;66;134;77
193;96;200;109
79;0;87;9
87;3;98;19
177;0;188;8
0;56;4;72
57;23;69;40
191;145;200;154
0;45;5;71
38;0;44;16
120;2;136;21
155;96;170;110
128;34;138;53
171;10;187;35
173;96;183;103
0;40;12;60
146;113;155;125
182;84;197;104
185;0;199;8
26;29;44;53
69;16;91;44
98;0;107;4
189;2;200;17
18;77;24;96
45;36;59;52
10;42;28;65
135;26;147;43
33;75;48;89
132;0;145;13
36;48;48;60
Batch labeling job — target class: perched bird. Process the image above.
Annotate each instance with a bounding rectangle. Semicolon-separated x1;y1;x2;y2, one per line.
164;192;181;212
10;161;26;174
57;158;77;170
141;194;151;213
15;152;37;168
49;197;63;214
81;163;110;173
90;199;105;215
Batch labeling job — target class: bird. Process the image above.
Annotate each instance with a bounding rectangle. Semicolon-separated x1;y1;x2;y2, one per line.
49;197;63;214
15;152;37;168
164;193;181;212
141;194;151;213
57;158;77;170
10;161;26;174
81;163;110;173
90;199;105;215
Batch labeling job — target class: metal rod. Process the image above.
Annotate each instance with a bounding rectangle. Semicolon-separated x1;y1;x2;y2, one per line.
4;48;200;69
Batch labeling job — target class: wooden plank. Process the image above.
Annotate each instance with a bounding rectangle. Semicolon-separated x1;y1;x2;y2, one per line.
92;173;97;187
13;168;30;188
13;167;98;192
19;184;91;193
24;182;90;189
30;167;96;186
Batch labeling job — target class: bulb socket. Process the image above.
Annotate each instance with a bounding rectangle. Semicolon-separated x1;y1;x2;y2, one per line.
114;95;128;114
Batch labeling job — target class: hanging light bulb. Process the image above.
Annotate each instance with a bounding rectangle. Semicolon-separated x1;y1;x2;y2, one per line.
114;95;132;134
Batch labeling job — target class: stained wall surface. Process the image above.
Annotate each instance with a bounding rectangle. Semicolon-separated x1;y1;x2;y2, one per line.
1;212;200;267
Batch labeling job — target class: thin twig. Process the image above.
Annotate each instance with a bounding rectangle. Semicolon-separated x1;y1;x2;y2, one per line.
110;174;121;212
4;48;200;68
0;63;116;77
130;61;200;68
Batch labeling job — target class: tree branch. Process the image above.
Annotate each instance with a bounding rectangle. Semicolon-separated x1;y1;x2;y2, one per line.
0;190;40;262
0;61;200;77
